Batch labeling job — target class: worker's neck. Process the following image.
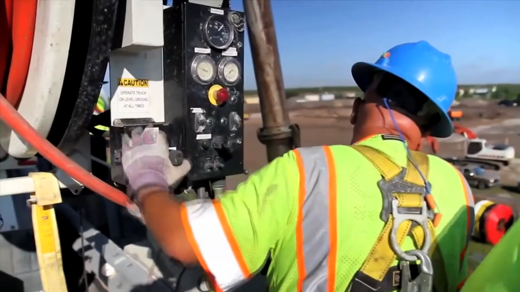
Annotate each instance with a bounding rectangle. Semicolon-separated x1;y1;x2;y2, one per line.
351;127;420;150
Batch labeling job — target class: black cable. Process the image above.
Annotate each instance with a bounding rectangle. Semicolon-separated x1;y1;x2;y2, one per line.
173;267;187;292
80;208;89;292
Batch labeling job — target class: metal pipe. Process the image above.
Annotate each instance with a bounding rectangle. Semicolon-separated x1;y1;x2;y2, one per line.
243;0;298;162
0;176;68;196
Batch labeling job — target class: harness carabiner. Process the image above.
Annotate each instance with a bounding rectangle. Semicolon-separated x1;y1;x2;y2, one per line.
400;250;433;292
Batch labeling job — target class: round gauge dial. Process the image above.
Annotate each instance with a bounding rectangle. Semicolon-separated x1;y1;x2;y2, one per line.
204;16;234;49
218;58;241;85
190;55;217;84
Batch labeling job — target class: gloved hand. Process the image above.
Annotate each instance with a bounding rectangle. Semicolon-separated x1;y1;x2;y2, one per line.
121;127;191;198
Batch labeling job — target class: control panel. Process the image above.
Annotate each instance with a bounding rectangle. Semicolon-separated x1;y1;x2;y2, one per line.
163;2;245;182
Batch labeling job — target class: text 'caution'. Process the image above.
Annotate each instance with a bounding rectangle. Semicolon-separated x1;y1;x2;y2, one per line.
118;78;149;87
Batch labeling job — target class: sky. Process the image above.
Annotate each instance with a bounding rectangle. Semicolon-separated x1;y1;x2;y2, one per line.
102;0;520;95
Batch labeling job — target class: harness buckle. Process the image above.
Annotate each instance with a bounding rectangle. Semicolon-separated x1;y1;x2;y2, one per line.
390;199;432;261
400;250;433;292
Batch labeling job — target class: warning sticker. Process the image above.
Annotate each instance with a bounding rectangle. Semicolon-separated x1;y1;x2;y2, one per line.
116;78;150;112
118;78;149;87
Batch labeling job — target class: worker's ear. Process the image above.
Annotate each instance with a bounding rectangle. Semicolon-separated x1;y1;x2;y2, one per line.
351;97;363;125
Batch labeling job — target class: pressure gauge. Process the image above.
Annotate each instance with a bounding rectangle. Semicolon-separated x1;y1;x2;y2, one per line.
218;57;241;85
204;15;234;50
191;55;217;85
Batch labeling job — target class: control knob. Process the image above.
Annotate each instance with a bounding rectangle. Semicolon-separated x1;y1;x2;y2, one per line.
169;150;184;166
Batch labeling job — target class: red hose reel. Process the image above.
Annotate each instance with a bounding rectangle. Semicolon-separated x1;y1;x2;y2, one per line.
473;200;515;246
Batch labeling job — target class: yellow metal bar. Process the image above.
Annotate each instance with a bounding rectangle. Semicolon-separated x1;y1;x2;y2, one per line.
29;172;68;292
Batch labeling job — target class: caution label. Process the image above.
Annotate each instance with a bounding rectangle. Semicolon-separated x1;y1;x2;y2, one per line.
116;78;150;113
118;78;149;87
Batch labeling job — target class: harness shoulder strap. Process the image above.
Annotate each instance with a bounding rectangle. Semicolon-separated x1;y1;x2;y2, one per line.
348;145;445;292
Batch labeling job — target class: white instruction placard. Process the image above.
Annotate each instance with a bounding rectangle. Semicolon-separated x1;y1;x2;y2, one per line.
222;47;238;57
116;78;150;113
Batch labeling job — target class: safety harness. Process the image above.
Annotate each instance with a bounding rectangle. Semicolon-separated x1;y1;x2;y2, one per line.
349;144;446;292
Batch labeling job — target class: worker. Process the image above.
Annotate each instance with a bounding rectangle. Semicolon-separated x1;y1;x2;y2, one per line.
121;41;475;292
93;95;109;132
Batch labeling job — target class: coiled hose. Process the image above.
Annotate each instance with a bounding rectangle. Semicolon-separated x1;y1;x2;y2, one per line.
0;95;129;206
0;2;128;207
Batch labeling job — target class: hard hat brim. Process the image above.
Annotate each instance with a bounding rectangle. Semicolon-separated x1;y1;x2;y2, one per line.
351;62;454;138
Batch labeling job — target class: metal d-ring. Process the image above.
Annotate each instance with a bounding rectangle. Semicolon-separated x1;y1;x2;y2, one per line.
389;199;432;261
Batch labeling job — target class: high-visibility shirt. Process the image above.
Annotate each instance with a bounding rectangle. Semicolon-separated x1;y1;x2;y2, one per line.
462;216;520;291
93;97;109;131
180;134;475;292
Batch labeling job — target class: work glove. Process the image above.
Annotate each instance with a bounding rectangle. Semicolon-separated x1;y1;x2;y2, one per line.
121;126;191;202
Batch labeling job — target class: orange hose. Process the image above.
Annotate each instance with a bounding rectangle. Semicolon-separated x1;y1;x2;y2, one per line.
0;0;13;90
5;0;37;108
0;1;128;207
4;0;13;28
0;94;129;207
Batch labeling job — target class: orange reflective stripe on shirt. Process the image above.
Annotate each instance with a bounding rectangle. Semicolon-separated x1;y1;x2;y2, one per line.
324;146;338;292
294;149;306;292
454;168;475;268
213;201;251;277
180;205;222;292
294;146;338;292
180;200;249;291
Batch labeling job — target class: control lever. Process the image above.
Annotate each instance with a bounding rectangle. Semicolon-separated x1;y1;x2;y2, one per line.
169;150;184;166
214;160;224;170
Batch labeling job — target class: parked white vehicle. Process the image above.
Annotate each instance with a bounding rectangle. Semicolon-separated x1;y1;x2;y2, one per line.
465;138;515;166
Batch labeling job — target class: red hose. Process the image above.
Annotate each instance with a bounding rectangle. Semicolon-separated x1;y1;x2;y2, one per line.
1;2;128;207
0;94;129;207
5;0;37;108
0;0;13;90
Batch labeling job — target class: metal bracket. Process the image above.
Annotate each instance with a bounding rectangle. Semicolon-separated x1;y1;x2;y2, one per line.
257;123;301;149
377;168;434;222
54;169;83;195
112;118;156;127
51;132;90;195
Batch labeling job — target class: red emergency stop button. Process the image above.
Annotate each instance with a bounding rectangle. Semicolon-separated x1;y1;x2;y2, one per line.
207;85;229;106
215;88;229;105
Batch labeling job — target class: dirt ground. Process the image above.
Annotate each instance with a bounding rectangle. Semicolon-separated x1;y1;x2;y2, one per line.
230;105;520;193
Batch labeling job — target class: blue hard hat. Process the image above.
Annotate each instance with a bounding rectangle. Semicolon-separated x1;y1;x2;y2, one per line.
351;41;457;138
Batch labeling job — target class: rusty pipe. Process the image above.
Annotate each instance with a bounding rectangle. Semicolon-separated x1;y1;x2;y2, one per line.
243;0;298;161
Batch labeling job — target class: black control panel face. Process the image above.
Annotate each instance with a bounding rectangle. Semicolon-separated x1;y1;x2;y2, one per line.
163;3;245;182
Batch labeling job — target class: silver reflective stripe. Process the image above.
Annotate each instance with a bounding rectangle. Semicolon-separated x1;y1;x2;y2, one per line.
296;146;332;291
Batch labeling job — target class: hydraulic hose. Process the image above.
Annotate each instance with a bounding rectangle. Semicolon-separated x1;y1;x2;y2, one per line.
1;2;127;207
473;200;514;246
4;0;37;109
0;94;129;207
0;0;13;91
